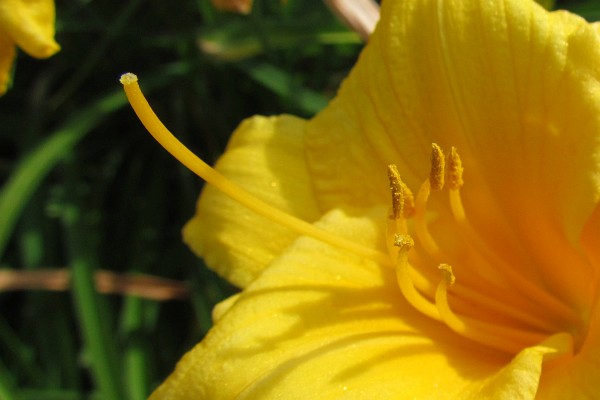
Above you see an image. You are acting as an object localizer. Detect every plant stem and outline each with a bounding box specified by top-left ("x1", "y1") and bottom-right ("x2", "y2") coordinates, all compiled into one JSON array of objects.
[{"x1": 62, "y1": 160, "x2": 123, "y2": 400}]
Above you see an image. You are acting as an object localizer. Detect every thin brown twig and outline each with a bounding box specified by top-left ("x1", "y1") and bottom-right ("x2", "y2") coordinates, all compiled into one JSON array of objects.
[{"x1": 0, "y1": 268, "x2": 189, "y2": 301}]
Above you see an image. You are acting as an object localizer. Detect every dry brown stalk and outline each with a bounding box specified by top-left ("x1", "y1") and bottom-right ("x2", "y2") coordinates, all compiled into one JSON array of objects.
[{"x1": 0, "y1": 268, "x2": 189, "y2": 301}]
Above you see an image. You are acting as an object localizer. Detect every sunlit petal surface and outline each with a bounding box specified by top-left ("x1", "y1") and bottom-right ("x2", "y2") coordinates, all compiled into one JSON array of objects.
[
  {"x1": 155, "y1": 208, "x2": 505, "y2": 399},
  {"x1": 183, "y1": 116, "x2": 321, "y2": 288}
]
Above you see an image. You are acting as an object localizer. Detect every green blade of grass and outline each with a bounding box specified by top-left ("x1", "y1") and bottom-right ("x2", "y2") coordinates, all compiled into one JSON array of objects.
[
  {"x1": 0, "y1": 89, "x2": 126, "y2": 261},
  {"x1": 118, "y1": 160, "x2": 167, "y2": 400},
  {"x1": 122, "y1": 297, "x2": 152, "y2": 400},
  {"x1": 20, "y1": 389, "x2": 80, "y2": 400},
  {"x1": 62, "y1": 167, "x2": 124, "y2": 399},
  {"x1": 0, "y1": 315, "x2": 45, "y2": 386},
  {"x1": 239, "y1": 60, "x2": 329, "y2": 115},
  {"x1": 0, "y1": 356, "x2": 21, "y2": 400}
]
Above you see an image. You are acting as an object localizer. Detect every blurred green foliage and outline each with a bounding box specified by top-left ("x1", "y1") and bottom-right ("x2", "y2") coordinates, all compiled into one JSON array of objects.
[{"x1": 0, "y1": 0, "x2": 598, "y2": 399}]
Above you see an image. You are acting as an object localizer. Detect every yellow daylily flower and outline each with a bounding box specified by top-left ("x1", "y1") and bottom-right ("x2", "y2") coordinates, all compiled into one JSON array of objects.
[
  {"x1": 0, "y1": 0, "x2": 60, "y2": 94},
  {"x1": 121, "y1": 0, "x2": 600, "y2": 397}
]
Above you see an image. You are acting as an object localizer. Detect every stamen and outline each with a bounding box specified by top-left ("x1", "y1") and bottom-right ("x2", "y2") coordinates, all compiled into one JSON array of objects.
[
  {"x1": 390, "y1": 145, "x2": 579, "y2": 353},
  {"x1": 446, "y1": 147, "x2": 463, "y2": 190},
  {"x1": 401, "y1": 181, "x2": 416, "y2": 217},
  {"x1": 435, "y1": 264, "x2": 549, "y2": 353},
  {"x1": 411, "y1": 144, "x2": 450, "y2": 259},
  {"x1": 430, "y1": 143, "x2": 445, "y2": 191},
  {"x1": 414, "y1": 179, "x2": 441, "y2": 258},
  {"x1": 450, "y1": 284, "x2": 561, "y2": 332},
  {"x1": 120, "y1": 73, "x2": 391, "y2": 267},
  {"x1": 387, "y1": 164, "x2": 415, "y2": 220},
  {"x1": 394, "y1": 234, "x2": 440, "y2": 320},
  {"x1": 394, "y1": 234, "x2": 414, "y2": 251},
  {"x1": 387, "y1": 165, "x2": 403, "y2": 220},
  {"x1": 438, "y1": 263, "x2": 455, "y2": 285}
]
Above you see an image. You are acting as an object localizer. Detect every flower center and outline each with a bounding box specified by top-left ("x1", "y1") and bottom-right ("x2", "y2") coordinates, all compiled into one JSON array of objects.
[{"x1": 387, "y1": 144, "x2": 582, "y2": 354}]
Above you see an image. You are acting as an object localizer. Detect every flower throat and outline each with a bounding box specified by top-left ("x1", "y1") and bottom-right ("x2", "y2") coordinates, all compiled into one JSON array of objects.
[{"x1": 386, "y1": 144, "x2": 579, "y2": 355}]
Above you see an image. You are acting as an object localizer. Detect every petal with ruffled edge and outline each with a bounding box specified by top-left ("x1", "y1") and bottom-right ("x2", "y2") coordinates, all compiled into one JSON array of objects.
[
  {"x1": 0, "y1": 0, "x2": 59, "y2": 58},
  {"x1": 154, "y1": 208, "x2": 522, "y2": 399},
  {"x1": 183, "y1": 115, "x2": 321, "y2": 288}
]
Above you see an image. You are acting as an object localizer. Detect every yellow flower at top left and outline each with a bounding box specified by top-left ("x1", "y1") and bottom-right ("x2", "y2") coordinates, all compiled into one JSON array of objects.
[{"x1": 0, "y1": 0, "x2": 60, "y2": 95}]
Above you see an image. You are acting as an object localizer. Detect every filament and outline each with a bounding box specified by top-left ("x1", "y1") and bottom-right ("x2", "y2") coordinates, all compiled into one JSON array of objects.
[
  {"x1": 394, "y1": 234, "x2": 440, "y2": 320},
  {"x1": 435, "y1": 264, "x2": 548, "y2": 353},
  {"x1": 448, "y1": 188, "x2": 580, "y2": 323}
]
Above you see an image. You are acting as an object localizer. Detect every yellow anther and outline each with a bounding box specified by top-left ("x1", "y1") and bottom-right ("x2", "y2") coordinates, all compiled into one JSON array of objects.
[
  {"x1": 387, "y1": 165, "x2": 403, "y2": 220},
  {"x1": 394, "y1": 234, "x2": 414, "y2": 251},
  {"x1": 438, "y1": 263, "x2": 456, "y2": 286},
  {"x1": 387, "y1": 164, "x2": 415, "y2": 219},
  {"x1": 430, "y1": 143, "x2": 445, "y2": 191},
  {"x1": 447, "y1": 146, "x2": 464, "y2": 190}
]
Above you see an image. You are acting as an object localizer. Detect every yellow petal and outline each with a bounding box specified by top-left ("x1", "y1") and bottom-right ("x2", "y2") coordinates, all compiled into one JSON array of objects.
[
  {"x1": 0, "y1": 33, "x2": 15, "y2": 94},
  {"x1": 183, "y1": 115, "x2": 321, "y2": 288},
  {"x1": 0, "y1": 0, "x2": 60, "y2": 58},
  {"x1": 306, "y1": 0, "x2": 600, "y2": 246},
  {"x1": 154, "y1": 208, "x2": 511, "y2": 399},
  {"x1": 458, "y1": 333, "x2": 573, "y2": 400}
]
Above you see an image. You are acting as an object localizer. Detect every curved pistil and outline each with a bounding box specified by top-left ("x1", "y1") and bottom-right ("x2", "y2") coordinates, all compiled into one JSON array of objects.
[{"x1": 120, "y1": 73, "x2": 391, "y2": 267}]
